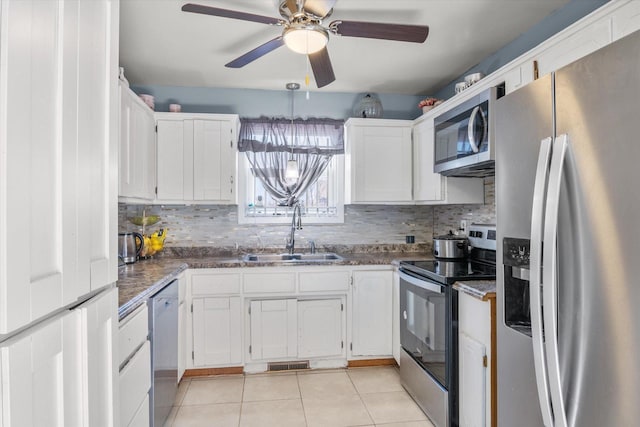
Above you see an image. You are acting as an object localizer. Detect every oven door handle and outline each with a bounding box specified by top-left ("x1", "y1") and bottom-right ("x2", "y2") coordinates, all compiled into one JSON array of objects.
[{"x1": 399, "y1": 270, "x2": 444, "y2": 294}]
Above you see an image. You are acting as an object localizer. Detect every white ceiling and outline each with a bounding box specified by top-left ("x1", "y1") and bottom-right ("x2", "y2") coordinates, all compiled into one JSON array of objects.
[{"x1": 119, "y1": 0, "x2": 570, "y2": 95}]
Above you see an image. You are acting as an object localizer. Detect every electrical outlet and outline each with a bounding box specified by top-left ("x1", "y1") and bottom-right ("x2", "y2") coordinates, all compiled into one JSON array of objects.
[{"x1": 460, "y1": 220, "x2": 468, "y2": 234}]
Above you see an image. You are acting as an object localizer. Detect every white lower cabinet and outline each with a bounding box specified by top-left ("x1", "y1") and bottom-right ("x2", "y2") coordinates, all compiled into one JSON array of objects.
[
  {"x1": 249, "y1": 299, "x2": 298, "y2": 360},
  {"x1": 119, "y1": 341, "x2": 151, "y2": 427},
  {"x1": 118, "y1": 302, "x2": 150, "y2": 427},
  {"x1": 188, "y1": 266, "x2": 391, "y2": 370},
  {"x1": 192, "y1": 296, "x2": 242, "y2": 366},
  {"x1": 178, "y1": 274, "x2": 187, "y2": 380},
  {"x1": 297, "y1": 299, "x2": 344, "y2": 358},
  {"x1": 392, "y1": 269, "x2": 401, "y2": 365},
  {"x1": 460, "y1": 333, "x2": 487, "y2": 427},
  {"x1": 457, "y1": 289, "x2": 496, "y2": 427},
  {"x1": 351, "y1": 269, "x2": 393, "y2": 357}
]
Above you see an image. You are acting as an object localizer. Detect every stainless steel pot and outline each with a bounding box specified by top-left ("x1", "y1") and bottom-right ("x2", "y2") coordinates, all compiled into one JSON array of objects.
[{"x1": 433, "y1": 234, "x2": 469, "y2": 259}]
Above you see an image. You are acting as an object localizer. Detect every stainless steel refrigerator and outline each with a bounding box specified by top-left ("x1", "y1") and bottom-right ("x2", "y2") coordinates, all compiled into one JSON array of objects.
[{"x1": 496, "y1": 29, "x2": 640, "y2": 426}]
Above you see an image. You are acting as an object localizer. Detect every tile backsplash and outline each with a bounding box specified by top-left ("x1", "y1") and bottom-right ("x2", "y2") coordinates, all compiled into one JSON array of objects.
[{"x1": 119, "y1": 178, "x2": 495, "y2": 250}]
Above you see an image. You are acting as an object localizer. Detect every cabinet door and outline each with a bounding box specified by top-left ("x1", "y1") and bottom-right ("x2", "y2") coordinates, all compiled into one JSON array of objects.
[
  {"x1": 78, "y1": 0, "x2": 119, "y2": 294},
  {"x1": 250, "y1": 299, "x2": 297, "y2": 360},
  {"x1": 350, "y1": 124, "x2": 413, "y2": 202},
  {"x1": 460, "y1": 333, "x2": 487, "y2": 427},
  {"x1": 0, "y1": 311, "x2": 83, "y2": 427},
  {"x1": 351, "y1": 270, "x2": 393, "y2": 356},
  {"x1": 192, "y1": 297, "x2": 242, "y2": 367},
  {"x1": 413, "y1": 119, "x2": 444, "y2": 202},
  {"x1": 156, "y1": 119, "x2": 194, "y2": 200},
  {"x1": 298, "y1": 299, "x2": 343, "y2": 358},
  {"x1": 0, "y1": 289, "x2": 116, "y2": 427},
  {"x1": 78, "y1": 287, "x2": 119, "y2": 426},
  {"x1": 193, "y1": 119, "x2": 234, "y2": 201},
  {"x1": 0, "y1": 0, "x2": 118, "y2": 334},
  {"x1": 392, "y1": 270, "x2": 400, "y2": 365},
  {"x1": 119, "y1": 85, "x2": 155, "y2": 200}
]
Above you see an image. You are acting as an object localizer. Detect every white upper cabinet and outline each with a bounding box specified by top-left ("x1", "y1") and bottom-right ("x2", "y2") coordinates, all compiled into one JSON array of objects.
[
  {"x1": 412, "y1": 117, "x2": 484, "y2": 204},
  {"x1": 119, "y1": 83, "x2": 156, "y2": 201},
  {"x1": 345, "y1": 119, "x2": 413, "y2": 204},
  {"x1": 155, "y1": 113, "x2": 239, "y2": 204},
  {"x1": 412, "y1": 119, "x2": 442, "y2": 201},
  {"x1": 0, "y1": 0, "x2": 119, "y2": 335},
  {"x1": 534, "y1": 16, "x2": 612, "y2": 78}
]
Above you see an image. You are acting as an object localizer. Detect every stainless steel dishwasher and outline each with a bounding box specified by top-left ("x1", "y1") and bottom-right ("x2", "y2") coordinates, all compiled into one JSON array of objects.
[{"x1": 148, "y1": 280, "x2": 178, "y2": 427}]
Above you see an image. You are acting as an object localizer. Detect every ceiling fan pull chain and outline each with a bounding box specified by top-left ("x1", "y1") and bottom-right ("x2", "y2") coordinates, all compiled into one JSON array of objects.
[{"x1": 305, "y1": 57, "x2": 311, "y2": 99}]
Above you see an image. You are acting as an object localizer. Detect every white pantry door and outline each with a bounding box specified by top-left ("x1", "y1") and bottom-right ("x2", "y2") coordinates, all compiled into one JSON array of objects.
[{"x1": 0, "y1": 0, "x2": 119, "y2": 335}]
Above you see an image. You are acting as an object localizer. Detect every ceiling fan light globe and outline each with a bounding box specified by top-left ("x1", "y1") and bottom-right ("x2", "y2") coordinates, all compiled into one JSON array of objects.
[{"x1": 283, "y1": 26, "x2": 328, "y2": 54}]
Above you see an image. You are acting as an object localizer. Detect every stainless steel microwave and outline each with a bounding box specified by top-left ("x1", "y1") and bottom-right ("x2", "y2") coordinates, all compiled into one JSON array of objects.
[{"x1": 434, "y1": 87, "x2": 497, "y2": 177}]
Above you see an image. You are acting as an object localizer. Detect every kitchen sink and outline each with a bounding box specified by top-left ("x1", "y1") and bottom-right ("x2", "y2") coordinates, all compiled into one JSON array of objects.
[{"x1": 242, "y1": 253, "x2": 344, "y2": 263}]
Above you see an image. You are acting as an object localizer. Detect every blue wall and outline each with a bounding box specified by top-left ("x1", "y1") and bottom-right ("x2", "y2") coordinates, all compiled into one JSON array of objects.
[
  {"x1": 434, "y1": 0, "x2": 608, "y2": 99},
  {"x1": 130, "y1": 0, "x2": 608, "y2": 120},
  {"x1": 129, "y1": 85, "x2": 424, "y2": 120}
]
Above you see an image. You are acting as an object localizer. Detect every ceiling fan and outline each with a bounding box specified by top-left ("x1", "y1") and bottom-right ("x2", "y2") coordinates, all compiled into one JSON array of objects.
[{"x1": 181, "y1": 0, "x2": 429, "y2": 88}]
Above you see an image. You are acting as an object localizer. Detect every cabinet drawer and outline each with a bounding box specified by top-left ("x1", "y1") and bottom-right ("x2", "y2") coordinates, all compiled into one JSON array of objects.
[
  {"x1": 244, "y1": 272, "x2": 296, "y2": 293},
  {"x1": 118, "y1": 303, "x2": 148, "y2": 367},
  {"x1": 119, "y1": 340, "x2": 151, "y2": 427},
  {"x1": 299, "y1": 271, "x2": 350, "y2": 292},
  {"x1": 192, "y1": 273, "x2": 241, "y2": 295}
]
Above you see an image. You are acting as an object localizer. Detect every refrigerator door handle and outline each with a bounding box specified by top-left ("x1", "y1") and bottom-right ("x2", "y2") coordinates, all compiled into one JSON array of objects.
[
  {"x1": 530, "y1": 136, "x2": 555, "y2": 427},
  {"x1": 542, "y1": 133, "x2": 570, "y2": 427}
]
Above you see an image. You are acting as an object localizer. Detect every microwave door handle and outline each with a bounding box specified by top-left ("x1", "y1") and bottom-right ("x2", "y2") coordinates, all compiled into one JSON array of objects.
[
  {"x1": 542, "y1": 133, "x2": 569, "y2": 427},
  {"x1": 530, "y1": 136, "x2": 554, "y2": 427},
  {"x1": 467, "y1": 106, "x2": 481, "y2": 153}
]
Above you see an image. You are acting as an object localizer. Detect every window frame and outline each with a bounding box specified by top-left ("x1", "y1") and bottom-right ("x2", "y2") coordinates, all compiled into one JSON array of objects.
[{"x1": 237, "y1": 153, "x2": 345, "y2": 225}]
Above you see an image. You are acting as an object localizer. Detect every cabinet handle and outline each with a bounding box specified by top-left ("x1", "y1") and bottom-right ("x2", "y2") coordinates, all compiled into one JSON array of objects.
[{"x1": 230, "y1": 176, "x2": 234, "y2": 184}]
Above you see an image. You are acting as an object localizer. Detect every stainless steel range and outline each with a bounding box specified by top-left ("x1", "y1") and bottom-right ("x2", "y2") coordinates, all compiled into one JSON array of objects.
[{"x1": 398, "y1": 224, "x2": 496, "y2": 427}]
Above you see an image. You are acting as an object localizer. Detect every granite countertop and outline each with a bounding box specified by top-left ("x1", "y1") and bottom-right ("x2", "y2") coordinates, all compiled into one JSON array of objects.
[
  {"x1": 117, "y1": 245, "x2": 431, "y2": 320},
  {"x1": 453, "y1": 280, "x2": 497, "y2": 301}
]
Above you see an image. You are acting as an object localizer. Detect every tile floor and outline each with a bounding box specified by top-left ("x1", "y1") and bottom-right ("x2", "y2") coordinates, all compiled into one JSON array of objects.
[{"x1": 165, "y1": 366, "x2": 435, "y2": 427}]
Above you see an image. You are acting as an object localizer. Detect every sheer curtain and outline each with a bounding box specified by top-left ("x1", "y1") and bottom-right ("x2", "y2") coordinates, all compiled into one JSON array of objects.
[{"x1": 238, "y1": 117, "x2": 344, "y2": 207}]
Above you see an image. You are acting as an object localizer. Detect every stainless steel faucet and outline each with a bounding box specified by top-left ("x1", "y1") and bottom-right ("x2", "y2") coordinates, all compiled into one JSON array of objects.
[{"x1": 285, "y1": 203, "x2": 302, "y2": 254}]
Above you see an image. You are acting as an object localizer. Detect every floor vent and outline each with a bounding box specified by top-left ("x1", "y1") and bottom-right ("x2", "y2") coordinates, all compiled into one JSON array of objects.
[{"x1": 267, "y1": 361, "x2": 310, "y2": 372}]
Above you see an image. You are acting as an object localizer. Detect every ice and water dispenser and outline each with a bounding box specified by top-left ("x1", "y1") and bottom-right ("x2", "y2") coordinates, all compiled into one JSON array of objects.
[{"x1": 503, "y1": 238, "x2": 533, "y2": 336}]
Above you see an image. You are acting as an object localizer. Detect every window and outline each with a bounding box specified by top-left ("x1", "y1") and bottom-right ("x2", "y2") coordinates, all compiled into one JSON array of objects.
[
  {"x1": 238, "y1": 154, "x2": 344, "y2": 224},
  {"x1": 237, "y1": 117, "x2": 345, "y2": 225}
]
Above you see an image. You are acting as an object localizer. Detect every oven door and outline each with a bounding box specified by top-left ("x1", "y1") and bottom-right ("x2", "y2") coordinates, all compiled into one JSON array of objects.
[{"x1": 399, "y1": 269, "x2": 452, "y2": 388}]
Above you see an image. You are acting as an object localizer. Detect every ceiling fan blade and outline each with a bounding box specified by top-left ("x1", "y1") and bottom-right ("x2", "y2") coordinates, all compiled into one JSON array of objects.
[
  {"x1": 225, "y1": 37, "x2": 285, "y2": 68},
  {"x1": 308, "y1": 47, "x2": 335, "y2": 88},
  {"x1": 303, "y1": 0, "x2": 337, "y2": 18},
  {"x1": 331, "y1": 20, "x2": 429, "y2": 43},
  {"x1": 181, "y1": 3, "x2": 283, "y2": 26},
  {"x1": 286, "y1": 0, "x2": 299, "y2": 14}
]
